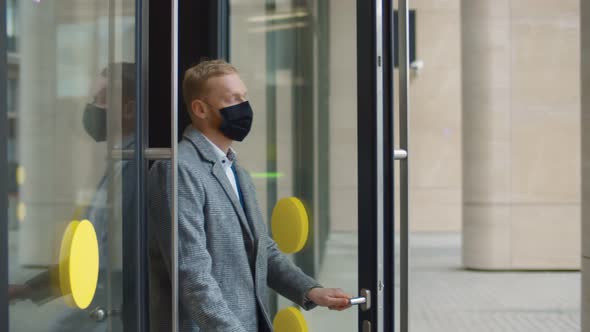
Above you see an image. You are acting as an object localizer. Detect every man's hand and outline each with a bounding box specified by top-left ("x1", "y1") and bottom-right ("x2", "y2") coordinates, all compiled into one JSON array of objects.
[{"x1": 307, "y1": 288, "x2": 352, "y2": 311}]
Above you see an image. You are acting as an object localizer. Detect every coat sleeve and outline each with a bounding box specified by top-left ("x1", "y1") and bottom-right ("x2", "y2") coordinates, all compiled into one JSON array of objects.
[
  {"x1": 23, "y1": 265, "x2": 60, "y2": 304},
  {"x1": 265, "y1": 234, "x2": 323, "y2": 310},
  {"x1": 149, "y1": 160, "x2": 246, "y2": 332}
]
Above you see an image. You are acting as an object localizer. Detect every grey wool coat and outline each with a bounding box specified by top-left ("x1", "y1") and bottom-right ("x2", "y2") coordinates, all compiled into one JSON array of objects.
[{"x1": 148, "y1": 126, "x2": 321, "y2": 332}]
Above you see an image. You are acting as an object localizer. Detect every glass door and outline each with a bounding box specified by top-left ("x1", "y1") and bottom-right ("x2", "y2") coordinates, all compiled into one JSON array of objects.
[
  {"x1": 228, "y1": 0, "x2": 365, "y2": 328},
  {"x1": 222, "y1": 0, "x2": 395, "y2": 331},
  {"x1": 2, "y1": 0, "x2": 147, "y2": 331},
  {"x1": 146, "y1": 0, "x2": 397, "y2": 331}
]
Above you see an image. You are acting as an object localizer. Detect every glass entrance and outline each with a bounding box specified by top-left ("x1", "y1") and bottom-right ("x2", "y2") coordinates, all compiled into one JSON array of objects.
[{"x1": 2, "y1": 0, "x2": 396, "y2": 331}]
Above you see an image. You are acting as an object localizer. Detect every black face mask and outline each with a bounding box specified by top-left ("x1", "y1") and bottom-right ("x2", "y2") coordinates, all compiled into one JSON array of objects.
[
  {"x1": 83, "y1": 103, "x2": 107, "y2": 142},
  {"x1": 218, "y1": 101, "x2": 254, "y2": 142}
]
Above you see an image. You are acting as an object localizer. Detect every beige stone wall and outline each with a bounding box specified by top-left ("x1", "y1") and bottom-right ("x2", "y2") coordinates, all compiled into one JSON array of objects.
[
  {"x1": 581, "y1": 0, "x2": 590, "y2": 329},
  {"x1": 329, "y1": 0, "x2": 358, "y2": 232},
  {"x1": 330, "y1": 0, "x2": 463, "y2": 232},
  {"x1": 400, "y1": 0, "x2": 463, "y2": 232},
  {"x1": 462, "y1": 0, "x2": 580, "y2": 269}
]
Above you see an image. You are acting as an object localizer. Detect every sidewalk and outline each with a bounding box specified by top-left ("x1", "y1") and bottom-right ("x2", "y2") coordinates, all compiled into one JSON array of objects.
[{"x1": 303, "y1": 232, "x2": 581, "y2": 332}]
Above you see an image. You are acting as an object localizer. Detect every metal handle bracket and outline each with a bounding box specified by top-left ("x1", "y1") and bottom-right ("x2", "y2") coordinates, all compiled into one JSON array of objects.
[
  {"x1": 394, "y1": 149, "x2": 408, "y2": 160},
  {"x1": 351, "y1": 288, "x2": 371, "y2": 311}
]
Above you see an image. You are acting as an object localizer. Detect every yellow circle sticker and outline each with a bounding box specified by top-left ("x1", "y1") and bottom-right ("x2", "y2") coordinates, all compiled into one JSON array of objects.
[
  {"x1": 59, "y1": 219, "x2": 99, "y2": 309},
  {"x1": 271, "y1": 197, "x2": 309, "y2": 254},
  {"x1": 16, "y1": 166, "x2": 26, "y2": 185},
  {"x1": 16, "y1": 202, "x2": 26, "y2": 223},
  {"x1": 273, "y1": 307, "x2": 309, "y2": 332}
]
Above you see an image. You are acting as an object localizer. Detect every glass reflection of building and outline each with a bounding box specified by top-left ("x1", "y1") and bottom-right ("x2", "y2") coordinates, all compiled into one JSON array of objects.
[{"x1": 7, "y1": 1, "x2": 136, "y2": 331}]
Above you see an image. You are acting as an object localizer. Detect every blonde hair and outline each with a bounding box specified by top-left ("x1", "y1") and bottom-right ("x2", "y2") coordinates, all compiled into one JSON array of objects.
[{"x1": 182, "y1": 59, "x2": 238, "y2": 111}]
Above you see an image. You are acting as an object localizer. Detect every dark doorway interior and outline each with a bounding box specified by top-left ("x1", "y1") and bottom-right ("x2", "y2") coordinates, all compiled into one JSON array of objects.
[{"x1": 148, "y1": 0, "x2": 228, "y2": 148}]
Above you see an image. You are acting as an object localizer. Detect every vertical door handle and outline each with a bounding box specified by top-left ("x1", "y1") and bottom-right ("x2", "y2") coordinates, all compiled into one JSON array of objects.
[
  {"x1": 398, "y1": 1, "x2": 411, "y2": 332},
  {"x1": 170, "y1": 0, "x2": 180, "y2": 331}
]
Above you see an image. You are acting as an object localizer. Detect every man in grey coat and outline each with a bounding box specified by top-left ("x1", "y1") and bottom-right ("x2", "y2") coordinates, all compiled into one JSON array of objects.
[{"x1": 148, "y1": 59, "x2": 351, "y2": 332}]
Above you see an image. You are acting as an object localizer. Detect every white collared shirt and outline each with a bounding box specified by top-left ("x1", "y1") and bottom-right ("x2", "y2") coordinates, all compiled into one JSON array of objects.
[{"x1": 202, "y1": 135, "x2": 240, "y2": 200}]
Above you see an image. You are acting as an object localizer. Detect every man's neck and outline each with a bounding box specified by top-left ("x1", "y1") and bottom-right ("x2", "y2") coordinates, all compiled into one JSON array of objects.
[{"x1": 194, "y1": 124, "x2": 232, "y2": 153}]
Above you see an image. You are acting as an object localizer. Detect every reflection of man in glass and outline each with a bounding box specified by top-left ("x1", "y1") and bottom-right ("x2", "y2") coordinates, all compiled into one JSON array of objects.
[
  {"x1": 149, "y1": 60, "x2": 351, "y2": 332},
  {"x1": 8, "y1": 62, "x2": 136, "y2": 332}
]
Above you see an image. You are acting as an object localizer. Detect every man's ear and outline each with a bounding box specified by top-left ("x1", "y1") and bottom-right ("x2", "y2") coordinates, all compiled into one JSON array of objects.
[{"x1": 191, "y1": 99, "x2": 208, "y2": 120}]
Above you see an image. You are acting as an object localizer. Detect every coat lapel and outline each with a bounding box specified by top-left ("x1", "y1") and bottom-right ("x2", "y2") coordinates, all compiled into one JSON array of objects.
[
  {"x1": 183, "y1": 126, "x2": 254, "y2": 243},
  {"x1": 234, "y1": 163, "x2": 273, "y2": 314},
  {"x1": 210, "y1": 163, "x2": 254, "y2": 242},
  {"x1": 233, "y1": 164, "x2": 262, "y2": 254}
]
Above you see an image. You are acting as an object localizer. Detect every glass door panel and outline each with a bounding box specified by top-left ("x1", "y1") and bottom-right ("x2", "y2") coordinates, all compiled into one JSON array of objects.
[
  {"x1": 6, "y1": 1, "x2": 138, "y2": 331},
  {"x1": 229, "y1": 0, "x2": 361, "y2": 330}
]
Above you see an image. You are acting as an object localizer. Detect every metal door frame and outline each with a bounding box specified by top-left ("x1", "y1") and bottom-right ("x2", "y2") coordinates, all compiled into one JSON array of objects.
[
  {"x1": 357, "y1": 0, "x2": 396, "y2": 331},
  {"x1": 1, "y1": 0, "x2": 9, "y2": 329},
  {"x1": 358, "y1": 1, "x2": 412, "y2": 331},
  {"x1": 120, "y1": 0, "x2": 150, "y2": 330},
  {"x1": 398, "y1": 1, "x2": 411, "y2": 331}
]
